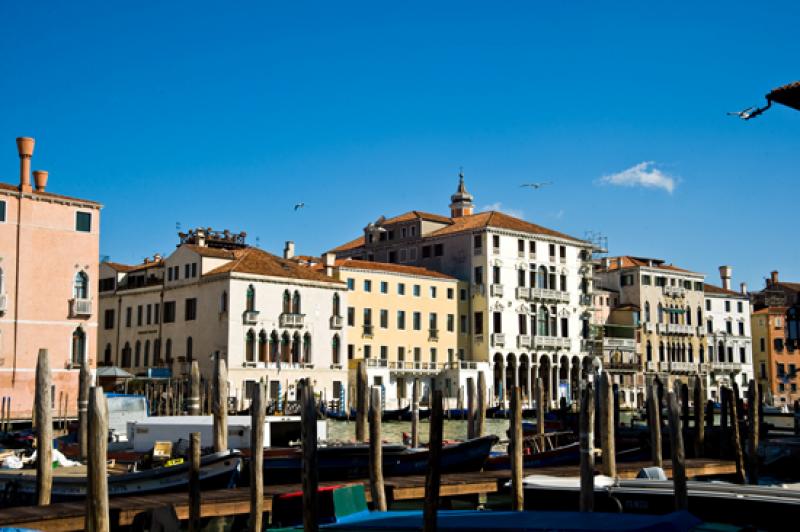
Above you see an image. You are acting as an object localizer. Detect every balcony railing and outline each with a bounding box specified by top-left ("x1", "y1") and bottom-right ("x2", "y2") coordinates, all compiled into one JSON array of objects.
[
  {"x1": 643, "y1": 322, "x2": 655, "y2": 333},
  {"x1": 243, "y1": 310, "x2": 260, "y2": 324},
  {"x1": 517, "y1": 335, "x2": 532, "y2": 349},
  {"x1": 666, "y1": 324, "x2": 693, "y2": 335},
  {"x1": 532, "y1": 336, "x2": 570, "y2": 350},
  {"x1": 491, "y1": 333, "x2": 505, "y2": 347},
  {"x1": 529, "y1": 288, "x2": 569, "y2": 303},
  {"x1": 70, "y1": 298, "x2": 92, "y2": 318},
  {"x1": 492, "y1": 247, "x2": 501, "y2": 255},
  {"x1": 663, "y1": 286, "x2": 686, "y2": 298},
  {"x1": 659, "y1": 362, "x2": 671, "y2": 372},
  {"x1": 329, "y1": 315, "x2": 343, "y2": 329},
  {"x1": 0, "y1": 293, "x2": 6, "y2": 313},
  {"x1": 362, "y1": 324, "x2": 374, "y2": 337},
  {"x1": 490, "y1": 284, "x2": 504, "y2": 297},
  {"x1": 603, "y1": 337, "x2": 636, "y2": 349},
  {"x1": 579, "y1": 294, "x2": 593, "y2": 307},
  {"x1": 516, "y1": 286, "x2": 530, "y2": 299},
  {"x1": 697, "y1": 327, "x2": 706, "y2": 337},
  {"x1": 606, "y1": 361, "x2": 640, "y2": 371},
  {"x1": 279, "y1": 313, "x2": 305, "y2": 328},
  {"x1": 389, "y1": 361, "x2": 441, "y2": 373},
  {"x1": 366, "y1": 358, "x2": 389, "y2": 368},
  {"x1": 472, "y1": 284, "x2": 486, "y2": 297},
  {"x1": 670, "y1": 361, "x2": 695, "y2": 373},
  {"x1": 442, "y1": 361, "x2": 478, "y2": 370},
  {"x1": 646, "y1": 361, "x2": 659, "y2": 372},
  {"x1": 428, "y1": 328, "x2": 439, "y2": 341},
  {"x1": 711, "y1": 361, "x2": 741, "y2": 372}
]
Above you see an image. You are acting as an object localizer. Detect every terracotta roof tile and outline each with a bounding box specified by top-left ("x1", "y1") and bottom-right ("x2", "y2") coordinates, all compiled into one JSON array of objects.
[
  {"x1": 330, "y1": 235, "x2": 366, "y2": 252},
  {"x1": 704, "y1": 283, "x2": 745, "y2": 297},
  {"x1": 103, "y1": 260, "x2": 163, "y2": 273},
  {"x1": 326, "y1": 259, "x2": 456, "y2": 280},
  {"x1": 183, "y1": 244, "x2": 239, "y2": 259},
  {"x1": 383, "y1": 210, "x2": 452, "y2": 225},
  {"x1": 602, "y1": 256, "x2": 698, "y2": 275},
  {"x1": 428, "y1": 211, "x2": 585, "y2": 243},
  {"x1": 205, "y1": 247, "x2": 343, "y2": 284},
  {"x1": 0, "y1": 182, "x2": 101, "y2": 206}
]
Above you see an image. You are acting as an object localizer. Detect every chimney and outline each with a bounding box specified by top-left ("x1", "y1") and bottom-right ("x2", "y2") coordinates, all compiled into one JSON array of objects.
[
  {"x1": 283, "y1": 241, "x2": 295, "y2": 259},
  {"x1": 195, "y1": 228, "x2": 206, "y2": 247},
  {"x1": 770, "y1": 270, "x2": 779, "y2": 286},
  {"x1": 719, "y1": 265, "x2": 732, "y2": 290},
  {"x1": 33, "y1": 170, "x2": 48, "y2": 192},
  {"x1": 16, "y1": 137, "x2": 35, "y2": 192},
  {"x1": 740, "y1": 282, "x2": 748, "y2": 295},
  {"x1": 323, "y1": 252, "x2": 336, "y2": 277}
]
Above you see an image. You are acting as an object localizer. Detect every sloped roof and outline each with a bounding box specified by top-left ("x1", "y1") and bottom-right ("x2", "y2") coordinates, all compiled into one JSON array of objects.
[
  {"x1": 602, "y1": 256, "x2": 697, "y2": 274},
  {"x1": 183, "y1": 244, "x2": 239, "y2": 259},
  {"x1": 103, "y1": 260, "x2": 163, "y2": 273},
  {"x1": 205, "y1": 247, "x2": 342, "y2": 284},
  {"x1": 704, "y1": 283, "x2": 746, "y2": 297},
  {"x1": 0, "y1": 182, "x2": 101, "y2": 206},
  {"x1": 383, "y1": 210, "x2": 452, "y2": 225},
  {"x1": 327, "y1": 259, "x2": 456, "y2": 280}
]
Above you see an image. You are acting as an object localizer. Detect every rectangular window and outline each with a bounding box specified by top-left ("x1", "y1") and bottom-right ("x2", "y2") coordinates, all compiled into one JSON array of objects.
[
  {"x1": 347, "y1": 278, "x2": 355, "y2": 290},
  {"x1": 760, "y1": 337, "x2": 766, "y2": 352},
  {"x1": 104, "y1": 309, "x2": 115, "y2": 330},
  {"x1": 184, "y1": 264, "x2": 191, "y2": 279},
  {"x1": 706, "y1": 299, "x2": 711, "y2": 311},
  {"x1": 447, "y1": 287, "x2": 454, "y2": 299},
  {"x1": 380, "y1": 281, "x2": 388, "y2": 294},
  {"x1": 621, "y1": 274, "x2": 634, "y2": 287},
  {"x1": 173, "y1": 266, "x2": 179, "y2": 280},
  {"x1": 363, "y1": 280, "x2": 372, "y2": 292},
  {"x1": 380, "y1": 346, "x2": 388, "y2": 360},
  {"x1": 739, "y1": 322, "x2": 745, "y2": 335},
  {"x1": 474, "y1": 312, "x2": 484, "y2": 335},
  {"x1": 414, "y1": 347, "x2": 421, "y2": 362},
  {"x1": 725, "y1": 300, "x2": 731, "y2": 312},
  {"x1": 474, "y1": 266, "x2": 483, "y2": 285},
  {"x1": 561, "y1": 317, "x2": 569, "y2": 338},
  {"x1": 447, "y1": 314, "x2": 455, "y2": 332},
  {"x1": 474, "y1": 234, "x2": 482, "y2": 249},
  {"x1": 397, "y1": 310, "x2": 406, "y2": 330},
  {"x1": 136, "y1": 305, "x2": 143, "y2": 326},
  {"x1": 398, "y1": 346, "x2": 405, "y2": 362},
  {"x1": 559, "y1": 245, "x2": 566, "y2": 259},
  {"x1": 364, "y1": 345, "x2": 371, "y2": 359},
  {"x1": 518, "y1": 314, "x2": 527, "y2": 335},
  {"x1": 413, "y1": 312, "x2": 421, "y2": 330},
  {"x1": 518, "y1": 239, "x2": 525, "y2": 253},
  {"x1": 413, "y1": 284, "x2": 421, "y2": 297},
  {"x1": 760, "y1": 362, "x2": 766, "y2": 379},
  {"x1": 75, "y1": 211, "x2": 92, "y2": 232},
  {"x1": 185, "y1": 298, "x2": 197, "y2": 321},
  {"x1": 0, "y1": 200, "x2": 5, "y2": 222},
  {"x1": 434, "y1": 244, "x2": 444, "y2": 256},
  {"x1": 154, "y1": 303, "x2": 160, "y2": 324},
  {"x1": 125, "y1": 307, "x2": 132, "y2": 327},
  {"x1": 493, "y1": 312, "x2": 502, "y2": 333},
  {"x1": 778, "y1": 363, "x2": 786, "y2": 376},
  {"x1": 655, "y1": 276, "x2": 666, "y2": 287},
  {"x1": 529, "y1": 241, "x2": 536, "y2": 254},
  {"x1": 460, "y1": 314, "x2": 468, "y2": 334},
  {"x1": 726, "y1": 321, "x2": 732, "y2": 334},
  {"x1": 380, "y1": 309, "x2": 388, "y2": 328},
  {"x1": 429, "y1": 312, "x2": 438, "y2": 331},
  {"x1": 168, "y1": 268, "x2": 173, "y2": 282},
  {"x1": 642, "y1": 275, "x2": 651, "y2": 285},
  {"x1": 163, "y1": 301, "x2": 176, "y2": 323},
  {"x1": 191, "y1": 263, "x2": 197, "y2": 278},
  {"x1": 363, "y1": 308, "x2": 372, "y2": 325},
  {"x1": 560, "y1": 275, "x2": 567, "y2": 291},
  {"x1": 430, "y1": 348, "x2": 437, "y2": 364},
  {"x1": 493, "y1": 235, "x2": 500, "y2": 249},
  {"x1": 347, "y1": 344, "x2": 354, "y2": 360},
  {"x1": 492, "y1": 266, "x2": 501, "y2": 284},
  {"x1": 460, "y1": 288, "x2": 467, "y2": 301},
  {"x1": 430, "y1": 286, "x2": 437, "y2": 298},
  {"x1": 422, "y1": 245, "x2": 431, "y2": 258},
  {"x1": 398, "y1": 283, "x2": 406, "y2": 295},
  {"x1": 737, "y1": 301, "x2": 743, "y2": 313},
  {"x1": 549, "y1": 244, "x2": 555, "y2": 257},
  {"x1": 146, "y1": 304, "x2": 152, "y2": 325}
]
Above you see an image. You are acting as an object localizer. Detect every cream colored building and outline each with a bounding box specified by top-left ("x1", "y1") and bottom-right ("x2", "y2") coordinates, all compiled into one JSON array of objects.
[
  {"x1": 596, "y1": 256, "x2": 706, "y2": 396},
  {"x1": 321, "y1": 257, "x2": 482, "y2": 408},
  {"x1": 98, "y1": 229, "x2": 348, "y2": 407}
]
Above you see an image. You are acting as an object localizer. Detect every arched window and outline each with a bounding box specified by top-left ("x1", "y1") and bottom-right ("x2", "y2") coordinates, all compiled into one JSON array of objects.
[
  {"x1": 258, "y1": 330, "x2": 267, "y2": 362},
  {"x1": 538, "y1": 306, "x2": 549, "y2": 336},
  {"x1": 246, "y1": 285, "x2": 255, "y2": 312},
  {"x1": 646, "y1": 341, "x2": 653, "y2": 361},
  {"x1": 186, "y1": 336, "x2": 193, "y2": 362},
  {"x1": 122, "y1": 342, "x2": 131, "y2": 367},
  {"x1": 696, "y1": 306, "x2": 702, "y2": 326},
  {"x1": 144, "y1": 340, "x2": 150, "y2": 367},
  {"x1": 73, "y1": 271, "x2": 89, "y2": 299},
  {"x1": 165, "y1": 338, "x2": 172, "y2": 362},
  {"x1": 537, "y1": 266, "x2": 548, "y2": 289},
  {"x1": 245, "y1": 329, "x2": 256, "y2": 362},
  {"x1": 718, "y1": 341, "x2": 724, "y2": 363},
  {"x1": 688, "y1": 343, "x2": 694, "y2": 363},
  {"x1": 154, "y1": 339, "x2": 161, "y2": 364},
  {"x1": 303, "y1": 332, "x2": 311, "y2": 363},
  {"x1": 332, "y1": 293, "x2": 341, "y2": 317},
  {"x1": 291, "y1": 332, "x2": 301, "y2": 364},
  {"x1": 549, "y1": 306, "x2": 557, "y2": 337},
  {"x1": 332, "y1": 334, "x2": 341, "y2": 364},
  {"x1": 292, "y1": 291, "x2": 301, "y2": 314},
  {"x1": 686, "y1": 306, "x2": 692, "y2": 326},
  {"x1": 220, "y1": 291, "x2": 228, "y2": 313},
  {"x1": 699, "y1": 344, "x2": 705, "y2": 363},
  {"x1": 281, "y1": 332, "x2": 291, "y2": 363},
  {"x1": 282, "y1": 290, "x2": 291, "y2": 314},
  {"x1": 658, "y1": 342, "x2": 665, "y2": 362},
  {"x1": 707, "y1": 344, "x2": 713, "y2": 362},
  {"x1": 644, "y1": 301, "x2": 651, "y2": 323},
  {"x1": 71, "y1": 327, "x2": 86, "y2": 366},
  {"x1": 270, "y1": 330, "x2": 280, "y2": 363},
  {"x1": 135, "y1": 340, "x2": 141, "y2": 367},
  {"x1": 103, "y1": 343, "x2": 112, "y2": 365}
]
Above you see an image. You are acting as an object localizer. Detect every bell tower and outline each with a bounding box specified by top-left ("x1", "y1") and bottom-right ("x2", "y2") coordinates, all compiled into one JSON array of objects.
[{"x1": 449, "y1": 170, "x2": 474, "y2": 218}]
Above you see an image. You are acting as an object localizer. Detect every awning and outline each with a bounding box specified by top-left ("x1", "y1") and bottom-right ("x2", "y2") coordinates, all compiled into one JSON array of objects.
[
  {"x1": 96, "y1": 366, "x2": 135, "y2": 379},
  {"x1": 664, "y1": 308, "x2": 686, "y2": 314}
]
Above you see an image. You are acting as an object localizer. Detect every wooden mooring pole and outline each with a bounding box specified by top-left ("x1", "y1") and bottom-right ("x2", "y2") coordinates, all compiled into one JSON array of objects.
[
  {"x1": 510, "y1": 386, "x2": 524, "y2": 511},
  {"x1": 647, "y1": 383, "x2": 662, "y2": 468},
  {"x1": 466, "y1": 377, "x2": 476, "y2": 440},
  {"x1": 600, "y1": 372, "x2": 616, "y2": 478},
  {"x1": 476, "y1": 372, "x2": 487, "y2": 438},
  {"x1": 369, "y1": 386, "x2": 387, "y2": 511},
  {"x1": 356, "y1": 361, "x2": 367, "y2": 443},
  {"x1": 35, "y1": 348, "x2": 52, "y2": 506},
  {"x1": 188, "y1": 360, "x2": 201, "y2": 416},
  {"x1": 579, "y1": 381, "x2": 595, "y2": 512},
  {"x1": 411, "y1": 378, "x2": 420, "y2": 447},
  {"x1": 667, "y1": 391, "x2": 688, "y2": 511},
  {"x1": 86, "y1": 387, "x2": 109, "y2": 532},
  {"x1": 213, "y1": 357, "x2": 228, "y2": 452},
  {"x1": 301, "y1": 379, "x2": 319, "y2": 532},
  {"x1": 536, "y1": 377, "x2": 545, "y2": 437},
  {"x1": 423, "y1": 389, "x2": 444, "y2": 532},
  {"x1": 250, "y1": 382, "x2": 265, "y2": 531},
  {"x1": 693, "y1": 377, "x2": 704, "y2": 458},
  {"x1": 78, "y1": 357, "x2": 91, "y2": 461},
  {"x1": 725, "y1": 386, "x2": 746, "y2": 483},
  {"x1": 189, "y1": 432, "x2": 201, "y2": 532},
  {"x1": 748, "y1": 379, "x2": 760, "y2": 485}
]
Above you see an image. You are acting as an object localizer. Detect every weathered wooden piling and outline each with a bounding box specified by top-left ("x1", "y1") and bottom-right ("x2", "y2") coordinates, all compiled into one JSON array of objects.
[
  {"x1": 693, "y1": 377, "x2": 704, "y2": 458},
  {"x1": 510, "y1": 386, "x2": 524, "y2": 511},
  {"x1": 647, "y1": 383, "x2": 662, "y2": 468},
  {"x1": 213, "y1": 358, "x2": 229, "y2": 452},
  {"x1": 86, "y1": 387, "x2": 109, "y2": 532},
  {"x1": 188, "y1": 361, "x2": 201, "y2": 416},
  {"x1": 579, "y1": 381, "x2": 595, "y2": 512},
  {"x1": 466, "y1": 377, "x2": 476, "y2": 440},
  {"x1": 424, "y1": 389, "x2": 443, "y2": 532},
  {"x1": 189, "y1": 432, "x2": 201, "y2": 532},
  {"x1": 411, "y1": 378, "x2": 420, "y2": 447},
  {"x1": 78, "y1": 358, "x2": 91, "y2": 461},
  {"x1": 536, "y1": 377, "x2": 545, "y2": 437},
  {"x1": 795, "y1": 400, "x2": 800, "y2": 436},
  {"x1": 600, "y1": 372, "x2": 616, "y2": 477},
  {"x1": 0, "y1": 397, "x2": 5, "y2": 433},
  {"x1": 250, "y1": 382, "x2": 265, "y2": 531},
  {"x1": 301, "y1": 379, "x2": 319, "y2": 532},
  {"x1": 680, "y1": 382, "x2": 690, "y2": 446},
  {"x1": 35, "y1": 348, "x2": 52, "y2": 506},
  {"x1": 476, "y1": 372, "x2": 487, "y2": 438},
  {"x1": 612, "y1": 382, "x2": 620, "y2": 431},
  {"x1": 356, "y1": 361, "x2": 367, "y2": 443},
  {"x1": 667, "y1": 391, "x2": 688, "y2": 510},
  {"x1": 725, "y1": 386, "x2": 746, "y2": 483},
  {"x1": 369, "y1": 386, "x2": 387, "y2": 511},
  {"x1": 747, "y1": 379, "x2": 759, "y2": 485}
]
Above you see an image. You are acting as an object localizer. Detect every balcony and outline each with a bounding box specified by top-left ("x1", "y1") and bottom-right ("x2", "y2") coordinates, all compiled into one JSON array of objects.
[
  {"x1": 517, "y1": 335, "x2": 532, "y2": 349},
  {"x1": 70, "y1": 298, "x2": 92, "y2": 318},
  {"x1": 663, "y1": 286, "x2": 686, "y2": 298},
  {"x1": 711, "y1": 361, "x2": 741, "y2": 373},
  {"x1": 473, "y1": 247, "x2": 483, "y2": 256},
  {"x1": 516, "y1": 286, "x2": 530, "y2": 299},
  {"x1": 0, "y1": 293, "x2": 6, "y2": 313},
  {"x1": 666, "y1": 324, "x2": 693, "y2": 335},
  {"x1": 646, "y1": 361, "x2": 659, "y2": 372},
  {"x1": 362, "y1": 324, "x2": 374, "y2": 338},
  {"x1": 428, "y1": 328, "x2": 439, "y2": 341},
  {"x1": 389, "y1": 361, "x2": 442, "y2": 375},
  {"x1": 532, "y1": 336, "x2": 571, "y2": 350},
  {"x1": 579, "y1": 294, "x2": 593, "y2": 307},
  {"x1": 490, "y1": 284, "x2": 504, "y2": 297},
  {"x1": 492, "y1": 247, "x2": 501, "y2": 255},
  {"x1": 603, "y1": 337, "x2": 636, "y2": 350},
  {"x1": 659, "y1": 362, "x2": 671, "y2": 372},
  {"x1": 491, "y1": 333, "x2": 506, "y2": 347},
  {"x1": 697, "y1": 327, "x2": 706, "y2": 337},
  {"x1": 329, "y1": 315, "x2": 343, "y2": 329},
  {"x1": 442, "y1": 361, "x2": 479, "y2": 371},
  {"x1": 606, "y1": 360, "x2": 640, "y2": 371},
  {"x1": 643, "y1": 322, "x2": 655, "y2": 334},
  {"x1": 529, "y1": 288, "x2": 570, "y2": 303},
  {"x1": 471, "y1": 284, "x2": 486, "y2": 297},
  {"x1": 242, "y1": 310, "x2": 260, "y2": 324},
  {"x1": 366, "y1": 358, "x2": 389, "y2": 368},
  {"x1": 670, "y1": 361, "x2": 695, "y2": 373},
  {"x1": 279, "y1": 313, "x2": 305, "y2": 328}
]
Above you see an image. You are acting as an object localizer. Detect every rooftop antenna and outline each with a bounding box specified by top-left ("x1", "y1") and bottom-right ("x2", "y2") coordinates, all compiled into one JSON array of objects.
[
  {"x1": 584, "y1": 230, "x2": 608, "y2": 257},
  {"x1": 100, "y1": 254, "x2": 110, "y2": 263}
]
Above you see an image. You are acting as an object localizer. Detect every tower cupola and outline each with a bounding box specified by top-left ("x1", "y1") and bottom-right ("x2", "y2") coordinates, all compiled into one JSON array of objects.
[{"x1": 449, "y1": 170, "x2": 474, "y2": 218}]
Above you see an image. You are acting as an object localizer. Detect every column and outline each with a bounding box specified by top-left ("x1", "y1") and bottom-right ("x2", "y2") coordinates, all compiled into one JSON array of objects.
[{"x1": 526, "y1": 365, "x2": 533, "y2": 408}]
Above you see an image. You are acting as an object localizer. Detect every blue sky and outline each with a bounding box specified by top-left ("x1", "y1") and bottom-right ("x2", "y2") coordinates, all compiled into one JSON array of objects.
[{"x1": 1, "y1": 1, "x2": 798, "y2": 289}]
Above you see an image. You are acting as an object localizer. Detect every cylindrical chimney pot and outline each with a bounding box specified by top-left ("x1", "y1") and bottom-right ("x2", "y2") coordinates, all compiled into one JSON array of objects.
[
  {"x1": 16, "y1": 137, "x2": 35, "y2": 192},
  {"x1": 770, "y1": 271, "x2": 779, "y2": 286},
  {"x1": 719, "y1": 265, "x2": 732, "y2": 290},
  {"x1": 283, "y1": 241, "x2": 295, "y2": 259},
  {"x1": 33, "y1": 170, "x2": 48, "y2": 192},
  {"x1": 740, "y1": 282, "x2": 748, "y2": 295}
]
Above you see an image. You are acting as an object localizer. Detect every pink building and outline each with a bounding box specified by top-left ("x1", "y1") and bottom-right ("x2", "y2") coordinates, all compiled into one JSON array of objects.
[{"x1": 0, "y1": 137, "x2": 101, "y2": 420}]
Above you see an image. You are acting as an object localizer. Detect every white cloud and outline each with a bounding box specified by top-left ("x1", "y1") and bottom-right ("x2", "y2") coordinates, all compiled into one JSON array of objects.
[
  {"x1": 481, "y1": 202, "x2": 525, "y2": 219},
  {"x1": 598, "y1": 162, "x2": 677, "y2": 194}
]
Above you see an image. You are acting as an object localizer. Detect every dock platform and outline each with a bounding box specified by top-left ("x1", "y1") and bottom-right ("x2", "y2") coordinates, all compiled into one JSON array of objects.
[{"x1": 0, "y1": 459, "x2": 736, "y2": 530}]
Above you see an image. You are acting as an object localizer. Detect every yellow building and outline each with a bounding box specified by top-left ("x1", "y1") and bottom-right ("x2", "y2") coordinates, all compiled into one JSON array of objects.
[{"x1": 324, "y1": 258, "x2": 477, "y2": 408}]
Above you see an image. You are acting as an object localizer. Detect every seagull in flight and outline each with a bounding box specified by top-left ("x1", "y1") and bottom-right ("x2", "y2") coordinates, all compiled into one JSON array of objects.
[
  {"x1": 520, "y1": 182, "x2": 553, "y2": 190},
  {"x1": 293, "y1": 202, "x2": 305, "y2": 211},
  {"x1": 727, "y1": 101, "x2": 772, "y2": 120}
]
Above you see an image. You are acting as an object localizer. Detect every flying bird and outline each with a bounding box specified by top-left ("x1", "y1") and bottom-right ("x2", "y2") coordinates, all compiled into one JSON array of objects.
[
  {"x1": 727, "y1": 101, "x2": 772, "y2": 120},
  {"x1": 293, "y1": 202, "x2": 305, "y2": 211},
  {"x1": 520, "y1": 182, "x2": 553, "y2": 189}
]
